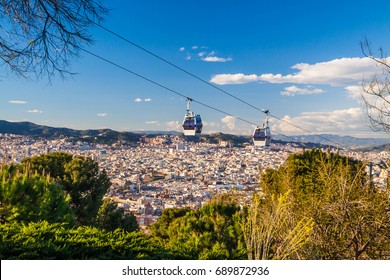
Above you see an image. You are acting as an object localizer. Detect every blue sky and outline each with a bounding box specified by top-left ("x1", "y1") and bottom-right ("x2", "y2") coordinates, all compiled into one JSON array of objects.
[{"x1": 1, "y1": 0, "x2": 390, "y2": 138}]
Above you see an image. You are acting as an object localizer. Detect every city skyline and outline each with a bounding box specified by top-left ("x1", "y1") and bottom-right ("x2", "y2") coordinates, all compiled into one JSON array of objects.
[{"x1": 1, "y1": 0, "x2": 390, "y2": 138}]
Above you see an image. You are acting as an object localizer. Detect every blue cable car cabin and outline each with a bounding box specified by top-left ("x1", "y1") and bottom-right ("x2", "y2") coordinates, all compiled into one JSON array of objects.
[
  {"x1": 182, "y1": 97, "x2": 202, "y2": 136},
  {"x1": 182, "y1": 113, "x2": 202, "y2": 136},
  {"x1": 253, "y1": 109, "x2": 271, "y2": 147}
]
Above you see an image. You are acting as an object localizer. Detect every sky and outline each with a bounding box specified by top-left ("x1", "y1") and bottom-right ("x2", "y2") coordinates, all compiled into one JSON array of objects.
[{"x1": 1, "y1": 0, "x2": 390, "y2": 138}]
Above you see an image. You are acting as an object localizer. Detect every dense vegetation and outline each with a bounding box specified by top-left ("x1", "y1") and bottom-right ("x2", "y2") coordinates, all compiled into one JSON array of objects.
[
  {"x1": 0, "y1": 164, "x2": 74, "y2": 226},
  {"x1": 0, "y1": 222, "x2": 167, "y2": 260},
  {"x1": 0, "y1": 149, "x2": 389, "y2": 259},
  {"x1": 258, "y1": 149, "x2": 390, "y2": 259},
  {"x1": 150, "y1": 195, "x2": 246, "y2": 259},
  {"x1": 21, "y1": 153, "x2": 111, "y2": 226}
]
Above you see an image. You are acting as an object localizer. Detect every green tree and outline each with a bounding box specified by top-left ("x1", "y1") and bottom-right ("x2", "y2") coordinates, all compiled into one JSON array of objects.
[
  {"x1": 151, "y1": 194, "x2": 246, "y2": 259},
  {"x1": 150, "y1": 207, "x2": 190, "y2": 241},
  {"x1": 96, "y1": 198, "x2": 138, "y2": 232},
  {"x1": 0, "y1": 164, "x2": 74, "y2": 225},
  {"x1": 21, "y1": 152, "x2": 73, "y2": 180},
  {"x1": 262, "y1": 149, "x2": 364, "y2": 213},
  {"x1": 61, "y1": 156, "x2": 110, "y2": 225},
  {"x1": 22, "y1": 152, "x2": 111, "y2": 226},
  {"x1": 0, "y1": 221, "x2": 173, "y2": 260},
  {"x1": 260, "y1": 149, "x2": 390, "y2": 259}
]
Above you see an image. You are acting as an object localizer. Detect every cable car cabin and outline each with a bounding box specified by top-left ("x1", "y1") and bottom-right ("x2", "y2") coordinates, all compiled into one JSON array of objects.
[
  {"x1": 182, "y1": 114, "x2": 202, "y2": 136},
  {"x1": 253, "y1": 126, "x2": 271, "y2": 147}
]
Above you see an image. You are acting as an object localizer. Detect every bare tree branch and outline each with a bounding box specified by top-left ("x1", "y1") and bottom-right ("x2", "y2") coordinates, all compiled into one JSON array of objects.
[
  {"x1": 360, "y1": 38, "x2": 390, "y2": 133},
  {"x1": 0, "y1": 0, "x2": 108, "y2": 80}
]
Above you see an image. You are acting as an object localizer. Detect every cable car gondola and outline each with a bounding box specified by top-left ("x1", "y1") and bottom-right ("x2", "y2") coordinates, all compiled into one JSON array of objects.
[
  {"x1": 253, "y1": 110, "x2": 271, "y2": 147},
  {"x1": 182, "y1": 98, "x2": 202, "y2": 136}
]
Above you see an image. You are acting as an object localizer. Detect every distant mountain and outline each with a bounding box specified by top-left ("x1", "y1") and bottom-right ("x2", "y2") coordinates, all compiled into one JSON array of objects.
[
  {"x1": 0, "y1": 120, "x2": 140, "y2": 144},
  {"x1": 356, "y1": 143, "x2": 390, "y2": 152},
  {"x1": 196, "y1": 132, "x2": 323, "y2": 149},
  {"x1": 1, "y1": 120, "x2": 389, "y2": 149},
  {"x1": 273, "y1": 134, "x2": 390, "y2": 149},
  {"x1": 200, "y1": 132, "x2": 251, "y2": 146},
  {"x1": 132, "y1": 130, "x2": 182, "y2": 136}
]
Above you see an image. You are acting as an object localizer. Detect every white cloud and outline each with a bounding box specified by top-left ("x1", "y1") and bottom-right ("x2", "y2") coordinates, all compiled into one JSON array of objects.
[
  {"x1": 97, "y1": 113, "x2": 108, "y2": 117},
  {"x1": 145, "y1": 121, "x2": 159, "y2": 125},
  {"x1": 221, "y1": 116, "x2": 236, "y2": 130},
  {"x1": 27, "y1": 109, "x2": 43, "y2": 114},
  {"x1": 166, "y1": 120, "x2": 181, "y2": 130},
  {"x1": 210, "y1": 73, "x2": 259, "y2": 85},
  {"x1": 345, "y1": 85, "x2": 365, "y2": 100},
  {"x1": 9, "y1": 100, "x2": 27, "y2": 104},
  {"x1": 203, "y1": 121, "x2": 219, "y2": 128},
  {"x1": 180, "y1": 46, "x2": 233, "y2": 63},
  {"x1": 345, "y1": 84, "x2": 390, "y2": 105},
  {"x1": 281, "y1": 85, "x2": 325, "y2": 96},
  {"x1": 135, "y1": 98, "x2": 152, "y2": 103},
  {"x1": 210, "y1": 57, "x2": 387, "y2": 86},
  {"x1": 272, "y1": 108, "x2": 364, "y2": 135},
  {"x1": 202, "y1": 56, "x2": 233, "y2": 63},
  {"x1": 346, "y1": 84, "x2": 390, "y2": 126}
]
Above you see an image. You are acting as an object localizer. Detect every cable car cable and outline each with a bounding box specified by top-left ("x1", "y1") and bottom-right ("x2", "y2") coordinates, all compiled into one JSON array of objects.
[
  {"x1": 78, "y1": 45, "x2": 308, "y2": 148},
  {"x1": 79, "y1": 47, "x2": 254, "y2": 125},
  {"x1": 94, "y1": 23, "x2": 350, "y2": 149},
  {"x1": 94, "y1": 23, "x2": 262, "y2": 113}
]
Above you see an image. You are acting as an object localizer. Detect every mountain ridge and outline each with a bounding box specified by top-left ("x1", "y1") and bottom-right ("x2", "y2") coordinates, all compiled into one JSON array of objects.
[
  {"x1": 0, "y1": 120, "x2": 388, "y2": 149},
  {"x1": 273, "y1": 134, "x2": 389, "y2": 149},
  {"x1": 0, "y1": 120, "x2": 140, "y2": 144}
]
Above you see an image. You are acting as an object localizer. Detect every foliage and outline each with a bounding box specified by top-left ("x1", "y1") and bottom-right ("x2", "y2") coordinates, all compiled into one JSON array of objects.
[
  {"x1": 0, "y1": 221, "x2": 171, "y2": 260},
  {"x1": 150, "y1": 194, "x2": 246, "y2": 259},
  {"x1": 150, "y1": 207, "x2": 191, "y2": 241},
  {"x1": 21, "y1": 152, "x2": 73, "y2": 180},
  {"x1": 96, "y1": 198, "x2": 138, "y2": 232},
  {"x1": 22, "y1": 152, "x2": 111, "y2": 226},
  {"x1": 260, "y1": 149, "x2": 390, "y2": 259},
  {"x1": 262, "y1": 149, "x2": 364, "y2": 198},
  {"x1": 308, "y1": 163, "x2": 390, "y2": 259},
  {"x1": 0, "y1": 164, "x2": 74, "y2": 226},
  {"x1": 242, "y1": 191, "x2": 314, "y2": 260},
  {"x1": 0, "y1": 0, "x2": 108, "y2": 79},
  {"x1": 61, "y1": 156, "x2": 110, "y2": 225}
]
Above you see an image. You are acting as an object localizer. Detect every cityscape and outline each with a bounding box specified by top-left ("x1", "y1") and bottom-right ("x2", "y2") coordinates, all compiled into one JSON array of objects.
[{"x1": 1, "y1": 131, "x2": 388, "y2": 229}]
